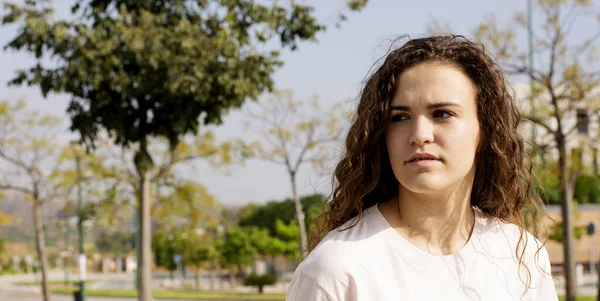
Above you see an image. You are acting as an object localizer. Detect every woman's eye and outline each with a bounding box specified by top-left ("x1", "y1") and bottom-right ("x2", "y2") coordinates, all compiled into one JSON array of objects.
[
  {"x1": 433, "y1": 110, "x2": 454, "y2": 119},
  {"x1": 391, "y1": 114, "x2": 408, "y2": 122}
]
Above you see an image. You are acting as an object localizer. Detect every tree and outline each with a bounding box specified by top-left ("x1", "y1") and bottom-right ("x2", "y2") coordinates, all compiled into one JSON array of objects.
[
  {"x1": 0, "y1": 210, "x2": 13, "y2": 226},
  {"x1": 573, "y1": 174, "x2": 600, "y2": 204},
  {"x1": 184, "y1": 233, "x2": 218, "y2": 290},
  {"x1": 0, "y1": 238, "x2": 6, "y2": 264},
  {"x1": 219, "y1": 227, "x2": 257, "y2": 286},
  {"x1": 95, "y1": 229, "x2": 134, "y2": 256},
  {"x1": 74, "y1": 132, "x2": 227, "y2": 290},
  {"x1": 238, "y1": 193, "x2": 326, "y2": 236},
  {"x1": 475, "y1": 1, "x2": 600, "y2": 299},
  {"x1": 243, "y1": 273, "x2": 276, "y2": 294},
  {"x1": 152, "y1": 230, "x2": 180, "y2": 278},
  {"x1": 243, "y1": 90, "x2": 347, "y2": 253},
  {"x1": 0, "y1": 101, "x2": 69, "y2": 301},
  {"x1": 153, "y1": 179, "x2": 218, "y2": 230},
  {"x1": 1, "y1": 1, "x2": 371, "y2": 299}
]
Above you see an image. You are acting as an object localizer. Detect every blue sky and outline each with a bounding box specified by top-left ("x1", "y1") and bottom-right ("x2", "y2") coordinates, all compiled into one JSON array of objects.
[{"x1": 0, "y1": 0, "x2": 598, "y2": 206}]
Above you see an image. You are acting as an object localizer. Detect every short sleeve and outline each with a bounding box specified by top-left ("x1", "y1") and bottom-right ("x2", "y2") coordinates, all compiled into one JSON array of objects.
[
  {"x1": 532, "y1": 246, "x2": 558, "y2": 301},
  {"x1": 286, "y1": 271, "x2": 336, "y2": 301}
]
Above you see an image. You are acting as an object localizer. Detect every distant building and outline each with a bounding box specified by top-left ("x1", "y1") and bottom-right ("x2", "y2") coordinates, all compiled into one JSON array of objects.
[
  {"x1": 512, "y1": 82, "x2": 599, "y2": 174},
  {"x1": 542, "y1": 204, "x2": 600, "y2": 270}
]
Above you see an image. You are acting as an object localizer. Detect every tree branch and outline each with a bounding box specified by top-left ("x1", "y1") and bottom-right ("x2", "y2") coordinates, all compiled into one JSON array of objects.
[
  {"x1": 119, "y1": 149, "x2": 137, "y2": 181},
  {"x1": 503, "y1": 63, "x2": 544, "y2": 82},
  {"x1": 293, "y1": 126, "x2": 316, "y2": 172},
  {"x1": 0, "y1": 149, "x2": 31, "y2": 172},
  {"x1": 0, "y1": 184, "x2": 33, "y2": 195},
  {"x1": 251, "y1": 155, "x2": 287, "y2": 166},
  {"x1": 565, "y1": 124, "x2": 580, "y2": 137},
  {"x1": 152, "y1": 149, "x2": 218, "y2": 181},
  {"x1": 39, "y1": 191, "x2": 67, "y2": 203},
  {"x1": 575, "y1": 30, "x2": 600, "y2": 54},
  {"x1": 524, "y1": 115, "x2": 556, "y2": 136}
]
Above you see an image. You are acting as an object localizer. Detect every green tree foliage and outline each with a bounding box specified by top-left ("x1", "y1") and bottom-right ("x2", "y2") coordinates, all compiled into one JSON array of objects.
[
  {"x1": 536, "y1": 160, "x2": 600, "y2": 205},
  {"x1": 2, "y1": 1, "x2": 371, "y2": 298},
  {"x1": 0, "y1": 239, "x2": 5, "y2": 258},
  {"x1": 574, "y1": 174, "x2": 600, "y2": 204},
  {"x1": 95, "y1": 229, "x2": 134, "y2": 256},
  {"x1": 273, "y1": 219, "x2": 300, "y2": 260},
  {"x1": 548, "y1": 221, "x2": 585, "y2": 243},
  {"x1": 183, "y1": 232, "x2": 218, "y2": 290},
  {"x1": 152, "y1": 230, "x2": 180, "y2": 275},
  {"x1": 153, "y1": 179, "x2": 218, "y2": 229},
  {"x1": 219, "y1": 227, "x2": 257, "y2": 270},
  {"x1": 3, "y1": 1, "x2": 331, "y2": 148},
  {"x1": 238, "y1": 194, "x2": 326, "y2": 236}
]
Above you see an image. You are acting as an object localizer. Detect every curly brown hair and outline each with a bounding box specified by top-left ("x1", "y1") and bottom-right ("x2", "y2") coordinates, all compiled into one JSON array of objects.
[{"x1": 309, "y1": 35, "x2": 548, "y2": 293}]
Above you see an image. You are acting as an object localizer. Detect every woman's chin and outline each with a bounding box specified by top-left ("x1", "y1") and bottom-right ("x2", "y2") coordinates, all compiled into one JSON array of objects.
[{"x1": 400, "y1": 178, "x2": 451, "y2": 195}]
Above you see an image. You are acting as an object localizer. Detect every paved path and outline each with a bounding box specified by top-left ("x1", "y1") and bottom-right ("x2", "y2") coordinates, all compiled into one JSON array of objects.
[
  {"x1": 0, "y1": 270, "x2": 289, "y2": 301},
  {"x1": 3, "y1": 270, "x2": 598, "y2": 300}
]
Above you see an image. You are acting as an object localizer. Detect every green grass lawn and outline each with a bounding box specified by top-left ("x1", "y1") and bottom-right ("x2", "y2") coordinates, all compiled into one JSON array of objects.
[
  {"x1": 51, "y1": 288, "x2": 286, "y2": 300},
  {"x1": 49, "y1": 287, "x2": 597, "y2": 301},
  {"x1": 558, "y1": 296, "x2": 596, "y2": 301}
]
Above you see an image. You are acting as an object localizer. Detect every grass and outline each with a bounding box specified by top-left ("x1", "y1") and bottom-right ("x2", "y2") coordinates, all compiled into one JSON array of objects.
[
  {"x1": 48, "y1": 287, "x2": 597, "y2": 301},
  {"x1": 51, "y1": 288, "x2": 287, "y2": 300},
  {"x1": 558, "y1": 297, "x2": 596, "y2": 301}
]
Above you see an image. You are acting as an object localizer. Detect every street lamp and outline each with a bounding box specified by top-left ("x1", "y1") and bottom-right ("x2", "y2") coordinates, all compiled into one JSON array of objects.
[{"x1": 70, "y1": 141, "x2": 86, "y2": 301}]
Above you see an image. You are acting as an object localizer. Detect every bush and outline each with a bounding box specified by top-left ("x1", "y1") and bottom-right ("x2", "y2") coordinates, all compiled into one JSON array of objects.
[
  {"x1": 574, "y1": 174, "x2": 600, "y2": 204},
  {"x1": 243, "y1": 273, "x2": 276, "y2": 294}
]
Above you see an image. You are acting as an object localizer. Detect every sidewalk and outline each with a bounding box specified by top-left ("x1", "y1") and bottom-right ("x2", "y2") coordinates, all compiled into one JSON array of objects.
[{"x1": 0, "y1": 270, "x2": 289, "y2": 301}]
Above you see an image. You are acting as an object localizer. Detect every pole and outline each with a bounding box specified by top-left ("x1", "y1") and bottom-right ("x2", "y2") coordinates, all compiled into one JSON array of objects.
[
  {"x1": 135, "y1": 211, "x2": 140, "y2": 291},
  {"x1": 591, "y1": 236, "x2": 595, "y2": 276},
  {"x1": 64, "y1": 222, "x2": 69, "y2": 287},
  {"x1": 76, "y1": 150, "x2": 86, "y2": 301}
]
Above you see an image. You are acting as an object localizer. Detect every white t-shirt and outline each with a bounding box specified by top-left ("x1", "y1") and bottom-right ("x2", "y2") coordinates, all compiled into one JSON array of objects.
[{"x1": 286, "y1": 204, "x2": 558, "y2": 301}]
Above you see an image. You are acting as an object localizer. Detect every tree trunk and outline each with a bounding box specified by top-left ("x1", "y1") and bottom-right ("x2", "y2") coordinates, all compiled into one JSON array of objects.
[
  {"x1": 229, "y1": 268, "x2": 235, "y2": 288},
  {"x1": 219, "y1": 262, "x2": 225, "y2": 290},
  {"x1": 290, "y1": 173, "x2": 308, "y2": 254},
  {"x1": 33, "y1": 198, "x2": 51, "y2": 301},
  {"x1": 138, "y1": 173, "x2": 153, "y2": 301},
  {"x1": 208, "y1": 261, "x2": 215, "y2": 291},
  {"x1": 134, "y1": 139, "x2": 155, "y2": 301},
  {"x1": 558, "y1": 142, "x2": 577, "y2": 301},
  {"x1": 258, "y1": 284, "x2": 264, "y2": 294},
  {"x1": 195, "y1": 269, "x2": 201, "y2": 290},
  {"x1": 592, "y1": 147, "x2": 599, "y2": 176},
  {"x1": 282, "y1": 256, "x2": 287, "y2": 279}
]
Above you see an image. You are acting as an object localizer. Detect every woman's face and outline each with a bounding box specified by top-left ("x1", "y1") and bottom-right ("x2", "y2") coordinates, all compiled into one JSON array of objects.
[{"x1": 385, "y1": 61, "x2": 481, "y2": 195}]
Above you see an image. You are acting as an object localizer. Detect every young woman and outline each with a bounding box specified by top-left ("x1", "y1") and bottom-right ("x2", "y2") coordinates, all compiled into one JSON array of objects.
[{"x1": 286, "y1": 35, "x2": 558, "y2": 300}]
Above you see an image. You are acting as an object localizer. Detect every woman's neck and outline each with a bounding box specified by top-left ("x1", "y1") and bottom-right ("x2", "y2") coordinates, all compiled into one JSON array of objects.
[{"x1": 380, "y1": 180, "x2": 476, "y2": 256}]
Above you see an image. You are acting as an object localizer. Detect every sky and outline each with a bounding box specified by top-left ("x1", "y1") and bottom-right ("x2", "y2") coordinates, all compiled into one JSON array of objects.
[{"x1": 0, "y1": 0, "x2": 598, "y2": 207}]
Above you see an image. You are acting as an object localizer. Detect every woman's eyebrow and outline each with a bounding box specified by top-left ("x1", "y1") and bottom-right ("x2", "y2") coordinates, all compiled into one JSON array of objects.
[{"x1": 390, "y1": 102, "x2": 461, "y2": 111}]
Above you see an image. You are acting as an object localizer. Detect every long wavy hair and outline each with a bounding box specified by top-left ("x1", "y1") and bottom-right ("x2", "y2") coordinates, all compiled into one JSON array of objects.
[{"x1": 309, "y1": 35, "x2": 548, "y2": 293}]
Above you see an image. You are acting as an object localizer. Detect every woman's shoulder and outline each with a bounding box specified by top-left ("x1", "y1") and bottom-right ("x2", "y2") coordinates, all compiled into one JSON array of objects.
[
  {"x1": 297, "y1": 205, "x2": 386, "y2": 277},
  {"x1": 474, "y1": 208, "x2": 548, "y2": 258}
]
